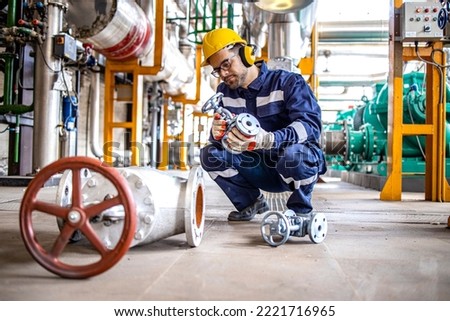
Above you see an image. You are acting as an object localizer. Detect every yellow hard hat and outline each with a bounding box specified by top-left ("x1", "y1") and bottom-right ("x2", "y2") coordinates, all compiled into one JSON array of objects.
[{"x1": 201, "y1": 28, "x2": 247, "y2": 67}]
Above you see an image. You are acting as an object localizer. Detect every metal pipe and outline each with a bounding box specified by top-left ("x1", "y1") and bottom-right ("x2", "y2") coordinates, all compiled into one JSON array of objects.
[
  {"x1": 318, "y1": 20, "x2": 389, "y2": 43},
  {"x1": 88, "y1": 70, "x2": 103, "y2": 158},
  {"x1": 0, "y1": 104, "x2": 33, "y2": 114},
  {"x1": 3, "y1": 0, "x2": 16, "y2": 106},
  {"x1": 56, "y1": 165, "x2": 206, "y2": 248},
  {"x1": 4, "y1": 0, "x2": 18, "y2": 164},
  {"x1": 149, "y1": 83, "x2": 159, "y2": 168},
  {"x1": 32, "y1": 1, "x2": 65, "y2": 172},
  {"x1": 65, "y1": 0, "x2": 152, "y2": 61},
  {"x1": 267, "y1": 12, "x2": 302, "y2": 60}
]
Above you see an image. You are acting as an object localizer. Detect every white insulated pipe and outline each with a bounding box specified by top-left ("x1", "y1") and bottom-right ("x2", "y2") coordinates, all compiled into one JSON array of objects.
[
  {"x1": 65, "y1": 0, "x2": 152, "y2": 61},
  {"x1": 32, "y1": 1, "x2": 65, "y2": 172},
  {"x1": 88, "y1": 70, "x2": 104, "y2": 158},
  {"x1": 56, "y1": 165, "x2": 206, "y2": 248}
]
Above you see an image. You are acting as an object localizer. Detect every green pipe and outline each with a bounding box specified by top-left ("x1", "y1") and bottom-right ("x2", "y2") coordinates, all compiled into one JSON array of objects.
[
  {"x1": 0, "y1": 104, "x2": 33, "y2": 114},
  {"x1": 227, "y1": 3, "x2": 233, "y2": 29}
]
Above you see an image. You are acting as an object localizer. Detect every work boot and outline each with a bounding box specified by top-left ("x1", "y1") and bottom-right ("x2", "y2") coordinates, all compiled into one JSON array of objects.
[{"x1": 228, "y1": 194, "x2": 269, "y2": 221}]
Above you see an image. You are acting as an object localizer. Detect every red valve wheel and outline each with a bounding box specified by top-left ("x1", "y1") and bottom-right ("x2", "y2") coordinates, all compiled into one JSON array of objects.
[{"x1": 20, "y1": 156, "x2": 136, "y2": 279}]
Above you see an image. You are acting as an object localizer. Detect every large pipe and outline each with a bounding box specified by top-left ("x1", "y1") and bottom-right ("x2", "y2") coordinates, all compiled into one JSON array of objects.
[
  {"x1": 239, "y1": 2, "x2": 268, "y2": 57},
  {"x1": 266, "y1": 0, "x2": 318, "y2": 61},
  {"x1": 267, "y1": 12, "x2": 302, "y2": 60},
  {"x1": 65, "y1": 0, "x2": 152, "y2": 61},
  {"x1": 32, "y1": 1, "x2": 65, "y2": 172},
  {"x1": 255, "y1": 0, "x2": 314, "y2": 14},
  {"x1": 56, "y1": 165, "x2": 206, "y2": 248}
]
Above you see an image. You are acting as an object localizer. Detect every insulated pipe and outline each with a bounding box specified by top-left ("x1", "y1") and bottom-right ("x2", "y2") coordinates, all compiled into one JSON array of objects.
[
  {"x1": 65, "y1": 0, "x2": 152, "y2": 61},
  {"x1": 318, "y1": 20, "x2": 389, "y2": 43},
  {"x1": 142, "y1": 36, "x2": 195, "y2": 96},
  {"x1": 267, "y1": 12, "x2": 302, "y2": 60},
  {"x1": 32, "y1": 1, "x2": 65, "y2": 172},
  {"x1": 255, "y1": 0, "x2": 314, "y2": 14},
  {"x1": 56, "y1": 165, "x2": 206, "y2": 248},
  {"x1": 88, "y1": 70, "x2": 103, "y2": 158},
  {"x1": 21, "y1": 156, "x2": 205, "y2": 278}
]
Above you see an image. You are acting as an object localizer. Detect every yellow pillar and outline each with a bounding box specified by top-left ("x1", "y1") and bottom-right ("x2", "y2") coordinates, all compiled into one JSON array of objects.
[{"x1": 380, "y1": 0, "x2": 404, "y2": 200}]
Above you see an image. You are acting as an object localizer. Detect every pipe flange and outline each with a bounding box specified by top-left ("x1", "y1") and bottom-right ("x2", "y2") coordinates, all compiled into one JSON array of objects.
[
  {"x1": 234, "y1": 113, "x2": 260, "y2": 136},
  {"x1": 308, "y1": 212, "x2": 328, "y2": 244},
  {"x1": 184, "y1": 166, "x2": 205, "y2": 247}
]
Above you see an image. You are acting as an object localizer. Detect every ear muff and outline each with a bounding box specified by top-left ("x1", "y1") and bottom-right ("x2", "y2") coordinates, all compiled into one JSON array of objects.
[{"x1": 238, "y1": 45, "x2": 256, "y2": 67}]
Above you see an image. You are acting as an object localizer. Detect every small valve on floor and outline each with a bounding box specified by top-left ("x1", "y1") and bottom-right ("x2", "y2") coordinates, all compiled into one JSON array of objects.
[
  {"x1": 201, "y1": 92, "x2": 261, "y2": 154},
  {"x1": 260, "y1": 210, "x2": 328, "y2": 246}
]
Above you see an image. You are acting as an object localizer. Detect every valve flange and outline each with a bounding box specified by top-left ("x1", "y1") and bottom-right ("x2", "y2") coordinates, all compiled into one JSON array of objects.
[{"x1": 202, "y1": 92, "x2": 260, "y2": 154}]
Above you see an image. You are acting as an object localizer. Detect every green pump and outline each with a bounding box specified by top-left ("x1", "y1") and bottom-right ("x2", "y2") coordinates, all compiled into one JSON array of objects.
[{"x1": 322, "y1": 71, "x2": 450, "y2": 176}]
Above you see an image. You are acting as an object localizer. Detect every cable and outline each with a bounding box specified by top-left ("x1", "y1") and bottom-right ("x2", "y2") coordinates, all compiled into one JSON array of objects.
[
  {"x1": 36, "y1": 41, "x2": 61, "y2": 73},
  {"x1": 0, "y1": 125, "x2": 10, "y2": 134},
  {"x1": 413, "y1": 42, "x2": 445, "y2": 105}
]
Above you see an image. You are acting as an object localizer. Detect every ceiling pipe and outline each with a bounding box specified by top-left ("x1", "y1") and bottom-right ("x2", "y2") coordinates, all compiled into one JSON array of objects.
[
  {"x1": 255, "y1": 0, "x2": 314, "y2": 14},
  {"x1": 64, "y1": 0, "x2": 153, "y2": 61},
  {"x1": 318, "y1": 20, "x2": 389, "y2": 43}
]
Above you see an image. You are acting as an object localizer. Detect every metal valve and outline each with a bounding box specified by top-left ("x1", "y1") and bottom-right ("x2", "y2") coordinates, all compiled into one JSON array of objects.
[
  {"x1": 260, "y1": 210, "x2": 328, "y2": 247},
  {"x1": 202, "y1": 92, "x2": 261, "y2": 154}
]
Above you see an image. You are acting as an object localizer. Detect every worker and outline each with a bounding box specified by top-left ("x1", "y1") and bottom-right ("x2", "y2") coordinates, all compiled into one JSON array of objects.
[{"x1": 199, "y1": 28, "x2": 327, "y2": 221}]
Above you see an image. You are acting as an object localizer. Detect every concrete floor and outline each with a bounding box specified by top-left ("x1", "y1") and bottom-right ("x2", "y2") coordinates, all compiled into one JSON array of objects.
[{"x1": 0, "y1": 171, "x2": 449, "y2": 301}]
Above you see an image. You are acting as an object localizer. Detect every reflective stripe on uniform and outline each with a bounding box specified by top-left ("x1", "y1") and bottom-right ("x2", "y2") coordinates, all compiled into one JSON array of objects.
[
  {"x1": 256, "y1": 90, "x2": 284, "y2": 106},
  {"x1": 222, "y1": 96, "x2": 246, "y2": 108},
  {"x1": 208, "y1": 167, "x2": 239, "y2": 180},
  {"x1": 280, "y1": 172, "x2": 318, "y2": 189},
  {"x1": 289, "y1": 121, "x2": 308, "y2": 143}
]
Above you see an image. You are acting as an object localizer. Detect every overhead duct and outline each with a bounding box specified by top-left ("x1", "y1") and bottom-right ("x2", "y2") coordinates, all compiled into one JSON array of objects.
[
  {"x1": 65, "y1": 0, "x2": 152, "y2": 61},
  {"x1": 265, "y1": 0, "x2": 317, "y2": 67},
  {"x1": 267, "y1": 12, "x2": 302, "y2": 61},
  {"x1": 239, "y1": 2, "x2": 268, "y2": 58},
  {"x1": 255, "y1": 0, "x2": 314, "y2": 14}
]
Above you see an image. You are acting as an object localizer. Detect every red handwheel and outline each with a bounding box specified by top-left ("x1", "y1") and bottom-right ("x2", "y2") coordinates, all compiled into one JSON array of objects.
[{"x1": 19, "y1": 157, "x2": 136, "y2": 279}]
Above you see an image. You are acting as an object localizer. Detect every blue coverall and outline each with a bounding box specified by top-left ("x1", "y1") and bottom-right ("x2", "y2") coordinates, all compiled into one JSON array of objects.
[{"x1": 200, "y1": 61, "x2": 327, "y2": 214}]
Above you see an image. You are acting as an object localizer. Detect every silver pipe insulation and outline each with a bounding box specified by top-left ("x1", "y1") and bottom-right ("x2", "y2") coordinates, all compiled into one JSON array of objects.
[
  {"x1": 32, "y1": 1, "x2": 65, "y2": 172},
  {"x1": 239, "y1": 2, "x2": 268, "y2": 58},
  {"x1": 56, "y1": 165, "x2": 206, "y2": 248},
  {"x1": 318, "y1": 20, "x2": 389, "y2": 43},
  {"x1": 65, "y1": 0, "x2": 152, "y2": 61},
  {"x1": 89, "y1": 70, "x2": 104, "y2": 158},
  {"x1": 267, "y1": 12, "x2": 302, "y2": 61},
  {"x1": 117, "y1": 166, "x2": 205, "y2": 247}
]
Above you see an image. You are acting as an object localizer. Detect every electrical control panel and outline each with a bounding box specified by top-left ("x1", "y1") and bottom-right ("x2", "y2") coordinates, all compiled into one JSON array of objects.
[
  {"x1": 53, "y1": 33, "x2": 77, "y2": 61},
  {"x1": 400, "y1": 1, "x2": 443, "y2": 42}
]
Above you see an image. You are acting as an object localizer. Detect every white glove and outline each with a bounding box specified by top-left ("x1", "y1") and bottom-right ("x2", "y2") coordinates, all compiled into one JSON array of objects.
[
  {"x1": 226, "y1": 126, "x2": 274, "y2": 152},
  {"x1": 212, "y1": 113, "x2": 227, "y2": 140}
]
